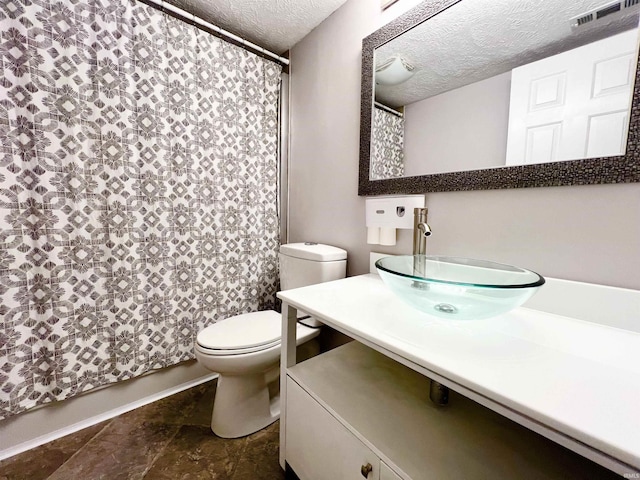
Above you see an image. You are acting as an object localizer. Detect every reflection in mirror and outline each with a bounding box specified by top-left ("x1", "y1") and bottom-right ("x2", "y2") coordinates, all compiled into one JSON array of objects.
[
  {"x1": 371, "y1": 0, "x2": 640, "y2": 180},
  {"x1": 371, "y1": 103, "x2": 405, "y2": 179}
]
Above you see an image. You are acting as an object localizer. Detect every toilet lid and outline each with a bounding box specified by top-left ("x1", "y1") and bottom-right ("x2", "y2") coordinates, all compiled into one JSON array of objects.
[{"x1": 196, "y1": 310, "x2": 282, "y2": 351}]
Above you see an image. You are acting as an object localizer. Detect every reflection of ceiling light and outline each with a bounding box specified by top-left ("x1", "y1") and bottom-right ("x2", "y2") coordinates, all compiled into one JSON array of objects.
[{"x1": 375, "y1": 56, "x2": 415, "y2": 86}]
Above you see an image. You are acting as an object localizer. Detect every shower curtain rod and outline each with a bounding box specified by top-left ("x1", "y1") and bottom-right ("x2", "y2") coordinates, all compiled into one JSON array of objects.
[
  {"x1": 374, "y1": 101, "x2": 403, "y2": 117},
  {"x1": 140, "y1": 0, "x2": 290, "y2": 66}
]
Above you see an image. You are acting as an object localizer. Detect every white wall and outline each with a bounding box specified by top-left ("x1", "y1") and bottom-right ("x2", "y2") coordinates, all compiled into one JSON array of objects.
[
  {"x1": 287, "y1": 0, "x2": 374, "y2": 277},
  {"x1": 403, "y1": 71, "x2": 511, "y2": 176},
  {"x1": 288, "y1": 0, "x2": 640, "y2": 290}
]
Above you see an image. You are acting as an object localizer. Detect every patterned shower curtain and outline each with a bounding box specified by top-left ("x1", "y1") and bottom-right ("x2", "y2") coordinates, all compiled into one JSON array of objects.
[
  {"x1": 0, "y1": 0, "x2": 281, "y2": 419},
  {"x1": 370, "y1": 106, "x2": 405, "y2": 180}
]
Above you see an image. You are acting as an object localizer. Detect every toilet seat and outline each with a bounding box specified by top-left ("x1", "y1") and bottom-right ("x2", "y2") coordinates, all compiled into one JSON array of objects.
[{"x1": 196, "y1": 310, "x2": 283, "y2": 355}]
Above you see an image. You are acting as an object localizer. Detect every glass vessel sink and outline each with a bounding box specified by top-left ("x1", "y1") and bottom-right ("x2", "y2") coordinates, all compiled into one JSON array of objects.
[{"x1": 376, "y1": 255, "x2": 545, "y2": 320}]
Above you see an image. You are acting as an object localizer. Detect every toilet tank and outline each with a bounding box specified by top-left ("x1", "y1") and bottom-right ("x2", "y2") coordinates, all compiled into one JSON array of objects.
[{"x1": 279, "y1": 243, "x2": 347, "y2": 291}]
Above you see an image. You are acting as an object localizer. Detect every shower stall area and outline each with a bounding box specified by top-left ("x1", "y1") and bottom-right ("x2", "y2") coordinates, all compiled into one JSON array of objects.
[{"x1": 0, "y1": 0, "x2": 285, "y2": 455}]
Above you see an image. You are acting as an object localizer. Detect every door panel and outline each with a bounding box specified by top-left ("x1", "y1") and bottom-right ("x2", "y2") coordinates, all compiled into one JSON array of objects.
[
  {"x1": 586, "y1": 110, "x2": 628, "y2": 156},
  {"x1": 506, "y1": 28, "x2": 639, "y2": 165},
  {"x1": 525, "y1": 122, "x2": 561, "y2": 164}
]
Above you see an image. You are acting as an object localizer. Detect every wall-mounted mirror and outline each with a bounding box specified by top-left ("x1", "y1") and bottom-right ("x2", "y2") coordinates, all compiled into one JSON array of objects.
[{"x1": 359, "y1": 0, "x2": 640, "y2": 195}]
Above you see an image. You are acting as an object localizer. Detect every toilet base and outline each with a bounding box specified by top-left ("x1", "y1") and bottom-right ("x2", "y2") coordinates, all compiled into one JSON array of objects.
[
  {"x1": 212, "y1": 368, "x2": 280, "y2": 438},
  {"x1": 200, "y1": 336, "x2": 321, "y2": 438}
]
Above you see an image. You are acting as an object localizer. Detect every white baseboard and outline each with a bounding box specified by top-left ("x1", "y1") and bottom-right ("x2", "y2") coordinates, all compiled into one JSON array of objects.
[{"x1": 0, "y1": 362, "x2": 217, "y2": 461}]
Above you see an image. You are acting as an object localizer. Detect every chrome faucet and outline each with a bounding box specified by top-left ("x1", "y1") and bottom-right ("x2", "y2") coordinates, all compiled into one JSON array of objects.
[
  {"x1": 412, "y1": 208, "x2": 431, "y2": 278},
  {"x1": 412, "y1": 208, "x2": 431, "y2": 256},
  {"x1": 413, "y1": 207, "x2": 449, "y2": 407}
]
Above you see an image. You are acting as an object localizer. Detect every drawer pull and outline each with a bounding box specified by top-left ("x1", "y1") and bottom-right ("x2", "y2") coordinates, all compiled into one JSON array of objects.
[{"x1": 361, "y1": 462, "x2": 373, "y2": 477}]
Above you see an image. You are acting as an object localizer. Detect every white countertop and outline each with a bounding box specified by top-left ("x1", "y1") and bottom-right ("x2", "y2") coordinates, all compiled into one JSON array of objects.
[{"x1": 277, "y1": 274, "x2": 640, "y2": 474}]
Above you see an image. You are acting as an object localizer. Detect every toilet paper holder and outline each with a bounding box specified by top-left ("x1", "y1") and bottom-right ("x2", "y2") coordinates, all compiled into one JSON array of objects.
[{"x1": 366, "y1": 195, "x2": 425, "y2": 245}]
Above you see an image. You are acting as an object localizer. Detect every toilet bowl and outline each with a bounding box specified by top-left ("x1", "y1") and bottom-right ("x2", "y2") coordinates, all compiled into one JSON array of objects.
[
  {"x1": 194, "y1": 242, "x2": 347, "y2": 438},
  {"x1": 195, "y1": 310, "x2": 320, "y2": 438}
]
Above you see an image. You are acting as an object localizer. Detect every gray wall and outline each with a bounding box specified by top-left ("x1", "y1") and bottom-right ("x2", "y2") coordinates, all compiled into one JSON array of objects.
[
  {"x1": 403, "y1": 72, "x2": 511, "y2": 176},
  {"x1": 288, "y1": 0, "x2": 640, "y2": 290}
]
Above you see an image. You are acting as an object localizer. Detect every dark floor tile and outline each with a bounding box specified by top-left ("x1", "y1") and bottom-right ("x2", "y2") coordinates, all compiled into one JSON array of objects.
[
  {"x1": 182, "y1": 381, "x2": 217, "y2": 427},
  {"x1": 119, "y1": 380, "x2": 216, "y2": 427},
  {"x1": 142, "y1": 425, "x2": 246, "y2": 480},
  {"x1": 0, "y1": 380, "x2": 286, "y2": 480},
  {"x1": 0, "y1": 422, "x2": 108, "y2": 480},
  {"x1": 47, "y1": 417, "x2": 179, "y2": 480},
  {"x1": 232, "y1": 422, "x2": 285, "y2": 480}
]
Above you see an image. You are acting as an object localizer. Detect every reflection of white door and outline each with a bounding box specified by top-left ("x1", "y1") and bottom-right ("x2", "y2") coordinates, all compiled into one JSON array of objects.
[{"x1": 505, "y1": 29, "x2": 639, "y2": 166}]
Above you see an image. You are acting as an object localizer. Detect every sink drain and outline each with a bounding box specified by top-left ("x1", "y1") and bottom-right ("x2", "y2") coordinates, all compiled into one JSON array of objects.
[{"x1": 434, "y1": 303, "x2": 457, "y2": 314}]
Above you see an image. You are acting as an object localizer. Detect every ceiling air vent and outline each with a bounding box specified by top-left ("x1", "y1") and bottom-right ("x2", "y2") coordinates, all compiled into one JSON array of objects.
[
  {"x1": 575, "y1": 12, "x2": 594, "y2": 26},
  {"x1": 597, "y1": 2, "x2": 622, "y2": 18},
  {"x1": 571, "y1": 0, "x2": 640, "y2": 29}
]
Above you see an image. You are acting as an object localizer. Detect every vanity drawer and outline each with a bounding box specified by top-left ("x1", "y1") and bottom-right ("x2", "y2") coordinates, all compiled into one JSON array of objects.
[
  {"x1": 286, "y1": 377, "x2": 380, "y2": 480},
  {"x1": 380, "y1": 462, "x2": 402, "y2": 480}
]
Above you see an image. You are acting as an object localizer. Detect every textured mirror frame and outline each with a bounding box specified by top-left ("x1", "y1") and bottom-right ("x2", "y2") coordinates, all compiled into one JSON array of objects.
[{"x1": 359, "y1": 0, "x2": 640, "y2": 196}]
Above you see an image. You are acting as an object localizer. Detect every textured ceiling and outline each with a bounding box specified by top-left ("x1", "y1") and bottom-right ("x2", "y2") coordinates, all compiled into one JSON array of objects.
[
  {"x1": 165, "y1": 0, "x2": 347, "y2": 54},
  {"x1": 376, "y1": 0, "x2": 640, "y2": 107}
]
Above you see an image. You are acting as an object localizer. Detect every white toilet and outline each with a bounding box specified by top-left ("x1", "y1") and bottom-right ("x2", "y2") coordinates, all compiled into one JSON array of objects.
[{"x1": 194, "y1": 243, "x2": 347, "y2": 438}]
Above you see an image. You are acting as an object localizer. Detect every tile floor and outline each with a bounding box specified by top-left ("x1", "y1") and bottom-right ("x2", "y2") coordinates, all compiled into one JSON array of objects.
[{"x1": 0, "y1": 380, "x2": 286, "y2": 480}]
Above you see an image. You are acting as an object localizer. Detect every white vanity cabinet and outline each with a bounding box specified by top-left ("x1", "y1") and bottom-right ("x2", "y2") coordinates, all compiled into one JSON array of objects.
[
  {"x1": 380, "y1": 463, "x2": 402, "y2": 480},
  {"x1": 284, "y1": 341, "x2": 617, "y2": 480},
  {"x1": 278, "y1": 274, "x2": 640, "y2": 479}
]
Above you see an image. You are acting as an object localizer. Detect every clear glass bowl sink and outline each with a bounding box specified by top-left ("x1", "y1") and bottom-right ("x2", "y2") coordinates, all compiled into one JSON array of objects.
[{"x1": 376, "y1": 255, "x2": 545, "y2": 320}]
